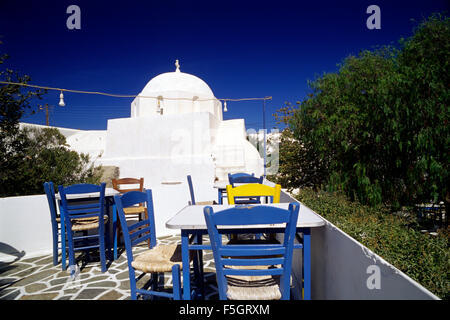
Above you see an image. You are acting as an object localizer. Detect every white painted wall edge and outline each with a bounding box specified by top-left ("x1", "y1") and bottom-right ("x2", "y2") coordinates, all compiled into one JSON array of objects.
[{"x1": 281, "y1": 190, "x2": 440, "y2": 300}]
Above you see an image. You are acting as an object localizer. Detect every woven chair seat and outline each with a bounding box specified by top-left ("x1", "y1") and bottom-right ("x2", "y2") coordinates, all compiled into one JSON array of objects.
[
  {"x1": 131, "y1": 244, "x2": 183, "y2": 273},
  {"x1": 71, "y1": 215, "x2": 109, "y2": 231},
  {"x1": 225, "y1": 265, "x2": 282, "y2": 300},
  {"x1": 55, "y1": 215, "x2": 106, "y2": 223},
  {"x1": 222, "y1": 238, "x2": 287, "y2": 300},
  {"x1": 195, "y1": 201, "x2": 216, "y2": 205},
  {"x1": 123, "y1": 206, "x2": 146, "y2": 215}
]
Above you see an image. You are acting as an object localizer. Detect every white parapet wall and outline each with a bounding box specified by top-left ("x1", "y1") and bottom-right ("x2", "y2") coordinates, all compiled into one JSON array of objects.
[
  {"x1": 0, "y1": 194, "x2": 53, "y2": 261},
  {"x1": 309, "y1": 219, "x2": 440, "y2": 300}
]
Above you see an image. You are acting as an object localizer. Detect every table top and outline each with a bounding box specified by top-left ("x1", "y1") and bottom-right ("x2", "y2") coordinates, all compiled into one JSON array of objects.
[
  {"x1": 213, "y1": 181, "x2": 229, "y2": 189},
  {"x1": 166, "y1": 202, "x2": 325, "y2": 230},
  {"x1": 213, "y1": 179, "x2": 275, "y2": 189},
  {"x1": 55, "y1": 188, "x2": 119, "y2": 200}
]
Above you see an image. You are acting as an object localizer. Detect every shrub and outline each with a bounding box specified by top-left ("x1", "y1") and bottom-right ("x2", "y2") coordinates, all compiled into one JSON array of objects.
[{"x1": 296, "y1": 188, "x2": 449, "y2": 299}]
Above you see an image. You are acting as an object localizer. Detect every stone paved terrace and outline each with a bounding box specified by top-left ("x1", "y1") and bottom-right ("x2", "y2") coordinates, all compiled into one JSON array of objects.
[{"x1": 0, "y1": 235, "x2": 219, "y2": 300}]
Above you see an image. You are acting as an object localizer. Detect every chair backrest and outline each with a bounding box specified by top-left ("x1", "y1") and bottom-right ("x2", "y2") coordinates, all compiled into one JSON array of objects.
[
  {"x1": 112, "y1": 178, "x2": 144, "y2": 193},
  {"x1": 187, "y1": 175, "x2": 196, "y2": 205},
  {"x1": 58, "y1": 183, "x2": 106, "y2": 221},
  {"x1": 228, "y1": 173, "x2": 263, "y2": 187},
  {"x1": 226, "y1": 183, "x2": 281, "y2": 205},
  {"x1": 43, "y1": 181, "x2": 59, "y2": 223},
  {"x1": 228, "y1": 172, "x2": 254, "y2": 180},
  {"x1": 113, "y1": 190, "x2": 157, "y2": 258},
  {"x1": 203, "y1": 203, "x2": 300, "y2": 300}
]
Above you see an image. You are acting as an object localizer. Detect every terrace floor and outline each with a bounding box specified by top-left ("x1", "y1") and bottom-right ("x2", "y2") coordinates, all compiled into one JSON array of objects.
[{"x1": 0, "y1": 234, "x2": 219, "y2": 300}]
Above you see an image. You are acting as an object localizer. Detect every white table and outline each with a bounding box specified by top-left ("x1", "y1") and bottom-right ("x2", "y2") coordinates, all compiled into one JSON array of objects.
[
  {"x1": 213, "y1": 181, "x2": 228, "y2": 204},
  {"x1": 55, "y1": 188, "x2": 119, "y2": 200},
  {"x1": 166, "y1": 202, "x2": 325, "y2": 300}
]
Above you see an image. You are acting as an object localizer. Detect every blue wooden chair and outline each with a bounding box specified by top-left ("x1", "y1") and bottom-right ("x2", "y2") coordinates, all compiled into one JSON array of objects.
[
  {"x1": 228, "y1": 173, "x2": 263, "y2": 187},
  {"x1": 58, "y1": 183, "x2": 110, "y2": 273},
  {"x1": 204, "y1": 203, "x2": 300, "y2": 300},
  {"x1": 227, "y1": 173, "x2": 264, "y2": 204},
  {"x1": 187, "y1": 175, "x2": 216, "y2": 205},
  {"x1": 43, "y1": 181, "x2": 66, "y2": 268},
  {"x1": 114, "y1": 189, "x2": 182, "y2": 300}
]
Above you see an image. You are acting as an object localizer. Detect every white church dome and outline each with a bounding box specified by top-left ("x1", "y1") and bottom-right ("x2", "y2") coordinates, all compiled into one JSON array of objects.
[
  {"x1": 131, "y1": 60, "x2": 222, "y2": 120},
  {"x1": 140, "y1": 62, "x2": 215, "y2": 99}
]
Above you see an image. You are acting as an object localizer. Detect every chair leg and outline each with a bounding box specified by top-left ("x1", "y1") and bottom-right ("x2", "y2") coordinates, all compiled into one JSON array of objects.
[
  {"x1": 112, "y1": 204, "x2": 119, "y2": 260},
  {"x1": 172, "y1": 264, "x2": 181, "y2": 300},
  {"x1": 61, "y1": 214, "x2": 67, "y2": 271},
  {"x1": 150, "y1": 272, "x2": 158, "y2": 293},
  {"x1": 83, "y1": 231, "x2": 90, "y2": 262},
  {"x1": 98, "y1": 223, "x2": 107, "y2": 272},
  {"x1": 52, "y1": 225, "x2": 58, "y2": 266},
  {"x1": 143, "y1": 209, "x2": 151, "y2": 248},
  {"x1": 105, "y1": 222, "x2": 112, "y2": 262},
  {"x1": 66, "y1": 220, "x2": 76, "y2": 271},
  {"x1": 127, "y1": 267, "x2": 138, "y2": 300}
]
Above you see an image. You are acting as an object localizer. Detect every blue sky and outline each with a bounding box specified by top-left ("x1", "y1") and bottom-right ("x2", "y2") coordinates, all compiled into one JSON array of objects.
[{"x1": 0, "y1": 0, "x2": 448, "y2": 130}]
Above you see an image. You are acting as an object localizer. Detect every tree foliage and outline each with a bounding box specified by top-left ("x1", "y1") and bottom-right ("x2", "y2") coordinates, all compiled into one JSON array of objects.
[
  {"x1": 10, "y1": 127, "x2": 102, "y2": 196},
  {"x1": 269, "y1": 102, "x2": 328, "y2": 190},
  {"x1": 274, "y1": 14, "x2": 449, "y2": 210},
  {"x1": 0, "y1": 54, "x2": 102, "y2": 197}
]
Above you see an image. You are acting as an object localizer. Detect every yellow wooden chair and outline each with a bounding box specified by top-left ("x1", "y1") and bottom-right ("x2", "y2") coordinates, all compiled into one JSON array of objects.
[
  {"x1": 226, "y1": 183, "x2": 282, "y2": 242},
  {"x1": 226, "y1": 183, "x2": 281, "y2": 205}
]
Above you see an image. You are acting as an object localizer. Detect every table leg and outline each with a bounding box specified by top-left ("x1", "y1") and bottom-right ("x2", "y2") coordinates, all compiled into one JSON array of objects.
[
  {"x1": 303, "y1": 228, "x2": 311, "y2": 300},
  {"x1": 218, "y1": 188, "x2": 223, "y2": 204},
  {"x1": 105, "y1": 198, "x2": 112, "y2": 261},
  {"x1": 60, "y1": 207, "x2": 67, "y2": 271},
  {"x1": 112, "y1": 203, "x2": 118, "y2": 260},
  {"x1": 196, "y1": 233, "x2": 205, "y2": 299},
  {"x1": 181, "y1": 230, "x2": 191, "y2": 300}
]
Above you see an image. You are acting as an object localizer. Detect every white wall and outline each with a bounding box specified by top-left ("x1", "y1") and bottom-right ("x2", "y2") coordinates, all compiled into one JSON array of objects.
[
  {"x1": 309, "y1": 220, "x2": 439, "y2": 300},
  {"x1": 103, "y1": 112, "x2": 216, "y2": 159},
  {"x1": 0, "y1": 183, "x2": 215, "y2": 262},
  {"x1": 213, "y1": 119, "x2": 264, "y2": 180},
  {"x1": 66, "y1": 130, "x2": 106, "y2": 161},
  {"x1": 0, "y1": 195, "x2": 53, "y2": 261},
  {"x1": 279, "y1": 191, "x2": 439, "y2": 300},
  {"x1": 19, "y1": 122, "x2": 81, "y2": 138}
]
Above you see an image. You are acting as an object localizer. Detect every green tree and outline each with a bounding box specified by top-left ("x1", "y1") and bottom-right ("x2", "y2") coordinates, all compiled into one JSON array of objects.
[
  {"x1": 0, "y1": 54, "x2": 47, "y2": 195},
  {"x1": 282, "y1": 14, "x2": 449, "y2": 211},
  {"x1": 395, "y1": 13, "x2": 450, "y2": 212},
  {"x1": 14, "y1": 127, "x2": 102, "y2": 196},
  {"x1": 269, "y1": 102, "x2": 328, "y2": 190}
]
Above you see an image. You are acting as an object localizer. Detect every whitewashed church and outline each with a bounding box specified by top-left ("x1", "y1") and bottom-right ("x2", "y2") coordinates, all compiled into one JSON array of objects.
[{"x1": 21, "y1": 61, "x2": 264, "y2": 235}]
